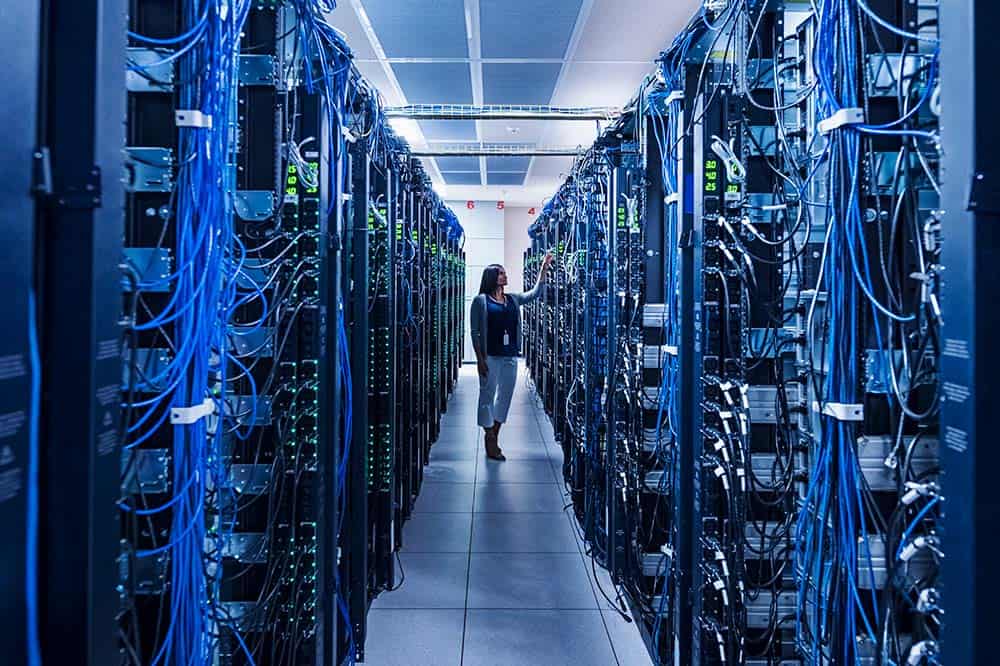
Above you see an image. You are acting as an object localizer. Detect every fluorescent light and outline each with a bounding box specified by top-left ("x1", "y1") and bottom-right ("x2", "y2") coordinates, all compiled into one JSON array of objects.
[{"x1": 388, "y1": 118, "x2": 424, "y2": 147}]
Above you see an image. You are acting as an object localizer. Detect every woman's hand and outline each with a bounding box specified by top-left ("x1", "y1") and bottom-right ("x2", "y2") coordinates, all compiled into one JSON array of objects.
[
  {"x1": 539, "y1": 252, "x2": 554, "y2": 281},
  {"x1": 478, "y1": 358, "x2": 489, "y2": 378}
]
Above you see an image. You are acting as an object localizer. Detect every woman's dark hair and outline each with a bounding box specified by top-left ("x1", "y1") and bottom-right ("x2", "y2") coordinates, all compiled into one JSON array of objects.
[{"x1": 478, "y1": 264, "x2": 505, "y2": 295}]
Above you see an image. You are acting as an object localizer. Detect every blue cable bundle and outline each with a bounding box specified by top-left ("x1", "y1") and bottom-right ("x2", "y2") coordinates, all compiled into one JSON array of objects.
[
  {"x1": 123, "y1": 1, "x2": 255, "y2": 663},
  {"x1": 793, "y1": 1, "x2": 941, "y2": 661}
]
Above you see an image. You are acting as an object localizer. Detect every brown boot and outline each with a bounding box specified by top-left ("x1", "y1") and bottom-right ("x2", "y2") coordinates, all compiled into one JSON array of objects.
[
  {"x1": 484, "y1": 425, "x2": 505, "y2": 461},
  {"x1": 493, "y1": 421, "x2": 503, "y2": 455}
]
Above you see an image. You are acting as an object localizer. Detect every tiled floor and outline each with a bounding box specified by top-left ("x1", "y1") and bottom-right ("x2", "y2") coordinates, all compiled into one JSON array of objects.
[{"x1": 365, "y1": 363, "x2": 653, "y2": 666}]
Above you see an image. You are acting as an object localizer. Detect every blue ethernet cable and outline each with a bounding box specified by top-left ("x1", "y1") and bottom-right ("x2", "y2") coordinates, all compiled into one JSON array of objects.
[{"x1": 26, "y1": 291, "x2": 42, "y2": 666}]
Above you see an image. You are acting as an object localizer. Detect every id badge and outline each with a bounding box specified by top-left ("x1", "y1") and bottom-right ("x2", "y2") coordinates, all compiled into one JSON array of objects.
[{"x1": 503, "y1": 331, "x2": 510, "y2": 346}]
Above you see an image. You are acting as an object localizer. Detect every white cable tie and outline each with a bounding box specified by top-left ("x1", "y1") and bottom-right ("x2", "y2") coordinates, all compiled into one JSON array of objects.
[
  {"x1": 664, "y1": 345, "x2": 679, "y2": 356},
  {"x1": 812, "y1": 401, "x2": 864, "y2": 421},
  {"x1": 817, "y1": 107, "x2": 865, "y2": 134},
  {"x1": 664, "y1": 193, "x2": 680, "y2": 205},
  {"x1": 666, "y1": 90, "x2": 685, "y2": 104},
  {"x1": 175, "y1": 110, "x2": 213, "y2": 128},
  {"x1": 170, "y1": 397, "x2": 216, "y2": 425}
]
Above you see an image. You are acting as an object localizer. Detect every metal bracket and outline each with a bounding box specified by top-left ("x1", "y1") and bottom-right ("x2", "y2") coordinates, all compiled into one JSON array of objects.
[
  {"x1": 238, "y1": 55, "x2": 276, "y2": 86},
  {"x1": 812, "y1": 401, "x2": 864, "y2": 421},
  {"x1": 234, "y1": 190, "x2": 274, "y2": 221},
  {"x1": 126, "y1": 47, "x2": 175, "y2": 92},
  {"x1": 33, "y1": 153, "x2": 103, "y2": 209},
  {"x1": 124, "y1": 147, "x2": 173, "y2": 193}
]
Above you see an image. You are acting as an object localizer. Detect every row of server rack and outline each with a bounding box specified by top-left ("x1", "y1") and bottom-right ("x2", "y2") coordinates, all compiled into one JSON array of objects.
[
  {"x1": 1, "y1": 2, "x2": 464, "y2": 665},
  {"x1": 522, "y1": 1, "x2": 991, "y2": 664}
]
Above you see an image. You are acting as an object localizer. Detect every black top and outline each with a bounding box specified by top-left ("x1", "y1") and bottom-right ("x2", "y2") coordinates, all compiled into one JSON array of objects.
[{"x1": 485, "y1": 295, "x2": 518, "y2": 356}]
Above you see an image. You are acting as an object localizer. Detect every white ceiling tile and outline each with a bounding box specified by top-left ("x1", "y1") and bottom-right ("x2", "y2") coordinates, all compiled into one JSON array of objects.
[
  {"x1": 551, "y1": 62, "x2": 654, "y2": 107},
  {"x1": 544, "y1": 119, "x2": 603, "y2": 149},
  {"x1": 572, "y1": 0, "x2": 700, "y2": 62},
  {"x1": 527, "y1": 157, "x2": 576, "y2": 182},
  {"x1": 325, "y1": 7, "x2": 379, "y2": 61},
  {"x1": 479, "y1": 120, "x2": 548, "y2": 143}
]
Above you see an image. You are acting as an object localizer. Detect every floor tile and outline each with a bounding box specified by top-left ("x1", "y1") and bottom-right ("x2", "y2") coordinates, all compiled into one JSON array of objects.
[
  {"x1": 473, "y1": 482, "x2": 566, "y2": 513},
  {"x1": 462, "y1": 610, "x2": 617, "y2": 666},
  {"x1": 371, "y1": 553, "x2": 469, "y2": 609},
  {"x1": 402, "y1": 512, "x2": 472, "y2": 553},
  {"x1": 471, "y1": 513, "x2": 578, "y2": 553},
  {"x1": 491, "y1": 423, "x2": 546, "y2": 443},
  {"x1": 479, "y1": 445, "x2": 560, "y2": 464},
  {"x1": 428, "y1": 444, "x2": 478, "y2": 461},
  {"x1": 477, "y1": 459, "x2": 558, "y2": 484},
  {"x1": 603, "y1": 609, "x2": 656, "y2": 665},
  {"x1": 467, "y1": 554, "x2": 597, "y2": 609},
  {"x1": 365, "y1": 609, "x2": 464, "y2": 665},
  {"x1": 422, "y1": 459, "x2": 478, "y2": 483},
  {"x1": 413, "y1": 482, "x2": 475, "y2": 513},
  {"x1": 364, "y1": 363, "x2": 642, "y2": 666},
  {"x1": 579, "y1": 552, "x2": 638, "y2": 617},
  {"x1": 435, "y1": 427, "x2": 479, "y2": 443}
]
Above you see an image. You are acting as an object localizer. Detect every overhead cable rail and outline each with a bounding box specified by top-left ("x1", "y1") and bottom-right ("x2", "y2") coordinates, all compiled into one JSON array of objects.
[
  {"x1": 411, "y1": 143, "x2": 583, "y2": 157},
  {"x1": 385, "y1": 104, "x2": 621, "y2": 121}
]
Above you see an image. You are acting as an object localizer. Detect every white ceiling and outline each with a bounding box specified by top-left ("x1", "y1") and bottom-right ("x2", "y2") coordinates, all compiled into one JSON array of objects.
[{"x1": 329, "y1": 0, "x2": 700, "y2": 206}]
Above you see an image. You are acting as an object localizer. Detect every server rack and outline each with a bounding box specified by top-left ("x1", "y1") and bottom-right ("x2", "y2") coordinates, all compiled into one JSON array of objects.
[{"x1": 526, "y1": 2, "x2": 945, "y2": 663}]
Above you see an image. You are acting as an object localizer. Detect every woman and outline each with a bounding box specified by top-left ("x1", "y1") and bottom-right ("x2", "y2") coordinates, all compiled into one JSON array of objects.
[{"x1": 470, "y1": 253, "x2": 553, "y2": 460}]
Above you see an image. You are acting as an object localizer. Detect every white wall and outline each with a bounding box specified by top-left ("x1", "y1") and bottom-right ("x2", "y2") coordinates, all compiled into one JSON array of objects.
[
  {"x1": 452, "y1": 201, "x2": 543, "y2": 361},
  {"x1": 503, "y1": 206, "x2": 535, "y2": 293},
  {"x1": 452, "y1": 201, "x2": 505, "y2": 362}
]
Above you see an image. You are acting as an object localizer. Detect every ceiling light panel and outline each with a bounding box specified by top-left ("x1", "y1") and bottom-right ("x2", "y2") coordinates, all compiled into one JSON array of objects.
[
  {"x1": 435, "y1": 156, "x2": 482, "y2": 171},
  {"x1": 418, "y1": 120, "x2": 479, "y2": 142},
  {"x1": 479, "y1": 0, "x2": 583, "y2": 59},
  {"x1": 482, "y1": 63, "x2": 563, "y2": 105},
  {"x1": 392, "y1": 63, "x2": 474, "y2": 105},
  {"x1": 486, "y1": 156, "x2": 532, "y2": 172},
  {"x1": 362, "y1": 0, "x2": 469, "y2": 58}
]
